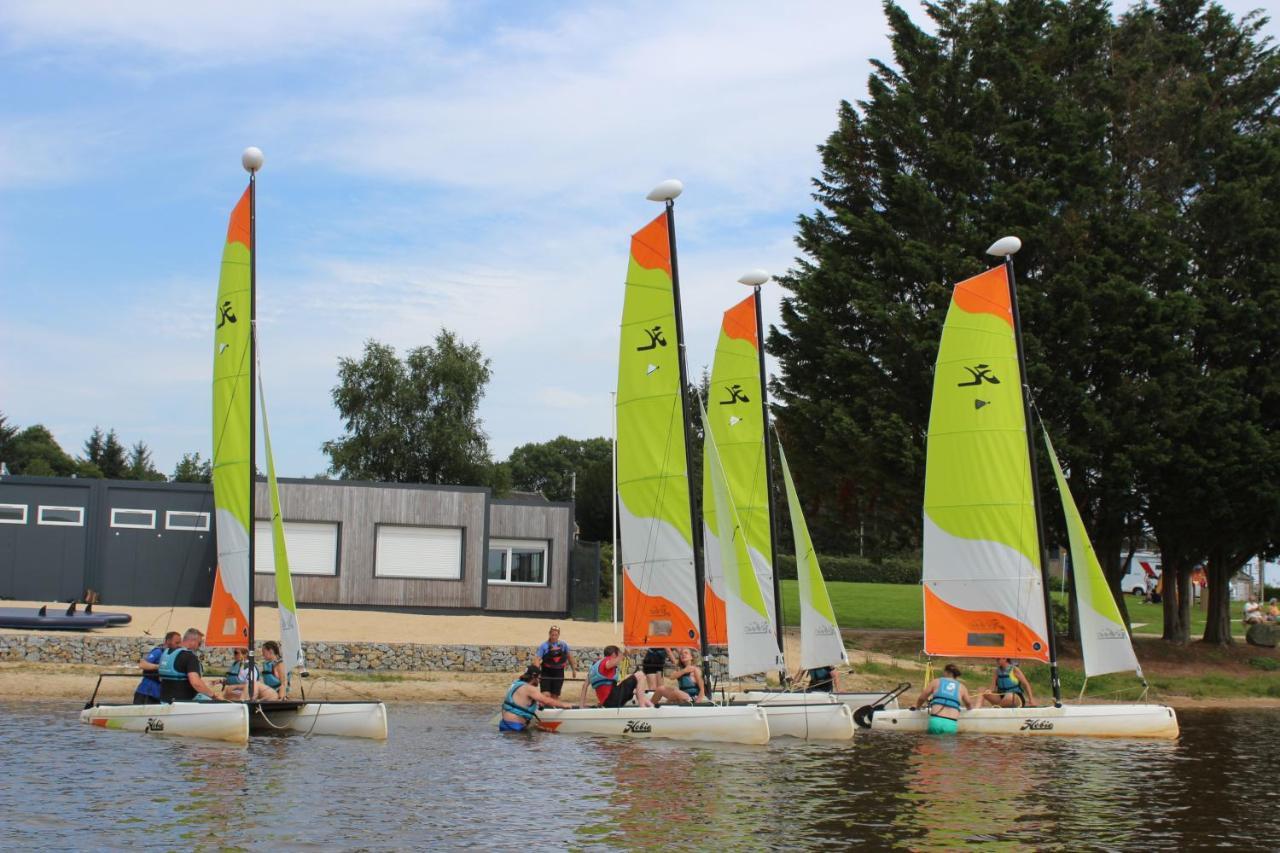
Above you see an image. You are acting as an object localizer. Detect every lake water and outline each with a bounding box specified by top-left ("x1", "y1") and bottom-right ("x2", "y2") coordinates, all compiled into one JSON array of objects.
[{"x1": 1, "y1": 701, "x2": 1275, "y2": 850}]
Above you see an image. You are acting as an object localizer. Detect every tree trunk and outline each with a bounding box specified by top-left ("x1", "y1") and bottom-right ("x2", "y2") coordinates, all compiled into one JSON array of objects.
[
  {"x1": 1161, "y1": 554, "x2": 1190, "y2": 643},
  {"x1": 1102, "y1": 538, "x2": 1133, "y2": 630},
  {"x1": 1202, "y1": 550, "x2": 1235, "y2": 645}
]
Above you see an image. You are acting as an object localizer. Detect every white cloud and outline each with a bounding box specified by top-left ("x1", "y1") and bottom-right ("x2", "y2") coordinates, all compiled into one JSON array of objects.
[{"x1": 0, "y1": 0, "x2": 449, "y2": 65}]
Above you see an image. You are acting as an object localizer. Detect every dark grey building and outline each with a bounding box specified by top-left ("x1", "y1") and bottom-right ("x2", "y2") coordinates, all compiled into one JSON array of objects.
[{"x1": 0, "y1": 475, "x2": 580, "y2": 616}]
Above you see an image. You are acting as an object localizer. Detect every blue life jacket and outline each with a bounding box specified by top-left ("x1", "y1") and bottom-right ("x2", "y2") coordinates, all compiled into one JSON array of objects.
[
  {"x1": 225, "y1": 660, "x2": 245, "y2": 685},
  {"x1": 158, "y1": 647, "x2": 190, "y2": 682},
  {"x1": 502, "y1": 680, "x2": 538, "y2": 720},
  {"x1": 261, "y1": 660, "x2": 282, "y2": 689},
  {"x1": 677, "y1": 672, "x2": 699, "y2": 699},
  {"x1": 996, "y1": 665, "x2": 1023, "y2": 696},
  {"x1": 588, "y1": 660, "x2": 617, "y2": 690},
  {"x1": 930, "y1": 677, "x2": 963, "y2": 711},
  {"x1": 809, "y1": 666, "x2": 834, "y2": 691}
]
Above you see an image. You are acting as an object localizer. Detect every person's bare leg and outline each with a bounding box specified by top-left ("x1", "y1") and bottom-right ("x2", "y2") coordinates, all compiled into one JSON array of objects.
[{"x1": 651, "y1": 685, "x2": 691, "y2": 705}]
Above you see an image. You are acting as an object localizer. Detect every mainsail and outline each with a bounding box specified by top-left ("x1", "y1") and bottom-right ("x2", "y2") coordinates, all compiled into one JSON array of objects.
[
  {"x1": 922, "y1": 265, "x2": 1050, "y2": 660},
  {"x1": 1043, "y1": 430, "x2": 1143, "y2": 679},
  {"x1": 702, "y1": 402, "x2": 783, "y2": 677},
  {"x1": 702, "y1": 294, "x2": 774, "y2": 645},
  {"x1": 778, "y1": 441, "x2": 847, "y2": 670},
  {"x1": 617, "y1": 211, "x2": 700, "y2": 648},
  {"x1": 207, "y1": 188, "x2": 252, "y2": 647},
  {"x1": 259, "y1": 373, "x2": 306, "y2": 685}
]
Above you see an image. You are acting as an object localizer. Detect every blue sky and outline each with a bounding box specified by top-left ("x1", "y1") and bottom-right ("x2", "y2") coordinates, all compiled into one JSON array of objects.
[{"x1": 1, "y1": 1, "x2": 1273, "y2": 478}]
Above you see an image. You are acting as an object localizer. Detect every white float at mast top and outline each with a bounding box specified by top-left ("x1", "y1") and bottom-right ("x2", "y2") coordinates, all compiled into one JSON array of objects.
[
  {"x1": 986, "y1": 235, "x2": 1021, "y2": 257},
  {"x1": 646, "y1": 179, "x2": 683, "y2": 202},
  {"x1": 738, "y1": 269, "x2": 770, "y2": 287},
  {"x1": 242, "y1": 146, "x2": 265, "y2": 173}
]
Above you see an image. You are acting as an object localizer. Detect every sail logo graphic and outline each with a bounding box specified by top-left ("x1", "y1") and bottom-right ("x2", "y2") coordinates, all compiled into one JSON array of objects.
[
  {"x1": 623, "y1": 720, "x2": 652, "y2": 733},
  {"x1": 958, "y1": 364, "x2": 1000, "y2": 386},
  {"x1": 145, "y1": 718, "x2": 165, "y2": 733},
  {"x1": 719, "y1": 384, "x2": 750, "y2": 405},
  {"x1": 816, "y1": 624, "x2": 838, "y2": 637},
  {"x1": 216, "y1": 300, "x2": 237, "y2": 329},
  {"x1": 1020, "y1": 719, "x2": 1054, "y2": 731},
  {"x1": 1097, "y1": 628, "x2": 1128, "y2": 640},
  {"x1": 637, "y1": 326, "x2": 667, "y2": 351},
  {"x1": 744, "y1": 620, "x2": 773, "y2": 635}
]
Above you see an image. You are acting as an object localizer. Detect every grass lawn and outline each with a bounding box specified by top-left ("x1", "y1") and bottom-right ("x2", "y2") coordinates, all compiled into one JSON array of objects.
[{"x1": 607, "y1": 580, "x2": 1246, "y2": 638}]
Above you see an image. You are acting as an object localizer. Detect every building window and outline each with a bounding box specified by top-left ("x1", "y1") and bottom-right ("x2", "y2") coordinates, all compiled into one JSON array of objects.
[
  {"x1": 0, "y1": 504, "x2": 27, "y2": 524},
  {"x1": 374, "y1": 525, "x2": 463, "y2": 580},
  {"x1": 111, "y1": 508, "x2": 156, "y2": 529},
  {"x1": 253, "y1": 520, "x2": 339, "y2": 576},
  {"x1": 37, "y1": 506, "x2": 85, "y2": 527},
  {"x1": 166, "y1": 511, "x2": 210, "y2": 532},
  {"x1": 487, "y1": 539, "x2": 549, "y2": 586}
]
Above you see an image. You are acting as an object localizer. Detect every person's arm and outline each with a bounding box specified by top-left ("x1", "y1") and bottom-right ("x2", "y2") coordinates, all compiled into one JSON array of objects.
[
  {"x1": 533, "y1": 643, "x2": 545, "y2": 669},
  {"x1": 960, "y1": 685, "x2": 974, "y2": 710},
  {"x1": 1016, "y1": 668, "x2": 1036, "y2": 705},
  {"x1": 530, "y1": 687, "x2": 573, "y2": 709},
  {"x1": 831, "y1": 669, "x2": 841, "y2": 692},
  {"x1": 567, "y1": 649, "x2": 577, "y2": 676},
  {"x1": 579, "y1": 678, "x2": 589, "y2": 707},
  {"x1": 139, "y1": 657, "x2": 159, "y2": 672},
  {"x1": 693, "y1": 668, "x2": 706, "y2": 696},
  {"x1": 914, "y1": 680, "x2": 935, "y2": 708}
]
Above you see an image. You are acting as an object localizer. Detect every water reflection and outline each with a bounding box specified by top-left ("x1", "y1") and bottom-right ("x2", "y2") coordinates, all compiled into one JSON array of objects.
[{"x1": 2, "y1": 701, "x2": 1277, "y2": 850}]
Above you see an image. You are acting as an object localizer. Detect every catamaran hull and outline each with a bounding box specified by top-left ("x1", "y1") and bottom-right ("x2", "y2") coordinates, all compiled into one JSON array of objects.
[
  {"x1": 760, "y1": 702, "x2": 856, "y2": 740},
  {"x1": 868, "y1": 704, "x2": 1179, "y2": 739},
  {"x1": 534, "y1": 705, "x2": 770, "y2": 745},
  {"x1": 731, "y1": 690, "x2": 900, "y2": 712},
  {"x1": 80, "y1": 703, "x2": 249, "y2": 744},
  {"x1": 251, "y1": 701, "x2": 388, "y2": 740}
]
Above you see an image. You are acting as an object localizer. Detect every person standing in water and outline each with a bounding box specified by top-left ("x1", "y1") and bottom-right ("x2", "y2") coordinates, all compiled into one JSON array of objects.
[
  {"x1": 533, "y1": 626, "x2": 577, "y2": 700},
  {"x1": 500, "y1": 665, "x2": 573, "y2": 732},
  {"x1": 915, "y1": 664, "x2": 973, "y2": 734}
]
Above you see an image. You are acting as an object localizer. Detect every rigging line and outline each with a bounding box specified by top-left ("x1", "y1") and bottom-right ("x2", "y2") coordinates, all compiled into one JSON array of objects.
[{"x1": 143, "y1": 486, "x2": 217, "y2": 640}]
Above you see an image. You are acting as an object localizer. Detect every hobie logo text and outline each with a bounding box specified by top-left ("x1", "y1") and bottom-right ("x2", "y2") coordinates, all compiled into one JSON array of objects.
[
  {"x1": 1020, "y1": 719, "x2": 1053, "y2": 731},
  {"x1": 623, "y1": 720, "x2": 652, "y2": 733},
  {"x1": 145, "y1": 718, "x2": 165, "y2": 733}
]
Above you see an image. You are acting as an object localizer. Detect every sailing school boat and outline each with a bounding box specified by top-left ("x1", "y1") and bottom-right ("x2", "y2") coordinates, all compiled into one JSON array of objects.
[
  {"x1": 868, "y1": 237, "x2": 1177, "y2": 738},
  {"x1": 534, "y1": 181, "x2": 769, "y2": 744},
  {"x1": 706, "y1": 277, "x2": 904, "y2": 717},
  {"x1": 83, "y1": 150, "x2": 386, "y2": 743}
]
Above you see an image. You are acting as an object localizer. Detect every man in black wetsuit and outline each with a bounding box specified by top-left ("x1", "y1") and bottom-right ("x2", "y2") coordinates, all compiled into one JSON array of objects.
[{"x1": 158, "y1": 628, "x2": 219, "y2": 702}]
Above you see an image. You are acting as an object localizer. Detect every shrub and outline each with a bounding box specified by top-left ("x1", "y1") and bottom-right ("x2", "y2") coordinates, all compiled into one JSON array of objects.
[{"x1": 1248, "y1": 657, "x2": 1279, "y2": 672}]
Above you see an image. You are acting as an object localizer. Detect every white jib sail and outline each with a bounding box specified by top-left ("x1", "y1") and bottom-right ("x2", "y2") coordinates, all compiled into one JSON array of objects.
[
  {"x1": 259, "y1": 370, "x2": 305, "y2": 686},
  {"x1": 778, "y1": 441, "x2": 848, "y2": 671}
]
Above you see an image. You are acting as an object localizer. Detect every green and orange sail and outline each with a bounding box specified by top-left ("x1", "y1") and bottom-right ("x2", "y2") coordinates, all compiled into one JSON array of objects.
[
  {"x1": 616, "y1": 212, "x2": 700, "y2": 648},
  {"x1": 207, "y1": 188, "x2": 253, "y2": 647},
  {"x1": 701, "y1": 295, "x2": 774, "y2": 645},
  {"x1": 922, "y1": 266, "x2": 1050, "y2": 661}
]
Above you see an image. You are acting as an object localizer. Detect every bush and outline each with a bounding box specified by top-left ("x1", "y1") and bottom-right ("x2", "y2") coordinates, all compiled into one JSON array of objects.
[
  {"x1": 774, "y1": 553, "x2": 921, "y2": 585},
  {"x1": 1248, "y1": 656, "x2": 1280, "y2": 672}
]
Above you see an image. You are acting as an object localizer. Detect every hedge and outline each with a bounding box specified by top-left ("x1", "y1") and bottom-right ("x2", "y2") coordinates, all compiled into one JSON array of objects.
[{"x1": 774, "y1": 553, "x2": 921, "y2": 585}]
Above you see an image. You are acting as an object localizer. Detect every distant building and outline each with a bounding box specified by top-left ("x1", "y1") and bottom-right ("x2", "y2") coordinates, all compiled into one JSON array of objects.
[{"x1": 0, "y1": 475, "x2": 584, "y2": 617}]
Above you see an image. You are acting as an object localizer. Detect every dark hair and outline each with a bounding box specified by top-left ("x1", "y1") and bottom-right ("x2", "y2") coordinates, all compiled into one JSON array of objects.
[
  {"x1": 262, "y1": 640, "x2": 281, "y2": 656},
  {"x1": 164, "y1": 631, "x2": 181, "y2": 642},
  {"x1": 520, "y1": 665, "x2": 541, "y2": 682},
  {"x1": 943, "y1": 664, "x2": 962, "y2": 678},
  {"x1": 603, "y1": 645, "x2": 620, "y2": 657}
]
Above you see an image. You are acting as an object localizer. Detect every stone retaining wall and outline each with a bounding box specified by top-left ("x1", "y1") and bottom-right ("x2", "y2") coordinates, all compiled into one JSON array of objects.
[{"x1": 0, "y1": 633, "x2": 731, "y2": 676}]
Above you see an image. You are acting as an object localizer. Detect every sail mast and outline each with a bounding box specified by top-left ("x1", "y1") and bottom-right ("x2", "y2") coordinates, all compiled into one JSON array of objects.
[
  {"x1": 243, "y1": 147, "x2": 263, "y2": 666},
  {"x1": 737, "y1": 270, "x2": 785, "y2": 659},
  {"x1": 989, "y1": 236, "x2": 1062, "y2": 706},
  {"x1": 647, "y1": 179, "x2": 712, "y2": 679}
]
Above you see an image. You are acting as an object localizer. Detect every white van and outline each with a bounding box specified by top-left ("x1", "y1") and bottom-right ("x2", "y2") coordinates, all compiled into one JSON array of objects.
[{"x1": 1120, "y1": 553, "x2": 1161, "y2": 596}]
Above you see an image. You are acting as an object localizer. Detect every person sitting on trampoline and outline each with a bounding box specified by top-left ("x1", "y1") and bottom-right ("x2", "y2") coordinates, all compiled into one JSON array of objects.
[
  {"x1": 585, "y1": 646, "x2": 691, "y2": 708},
  {"x1": 975, "y1": 658, "x2": 1035, "y2": 709}
]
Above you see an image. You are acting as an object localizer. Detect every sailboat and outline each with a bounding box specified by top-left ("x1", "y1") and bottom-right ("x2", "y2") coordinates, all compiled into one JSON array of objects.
[
  {"x1": 868, "y1": 237, "x2": 1177, "y2": 738},
  {"x1": 695, "y1": 276, "x2": 901, "y2": 723},
  {"x1": 83, "y1": 149, "x2": 386, "y2": 743},
  {"x1": 534, "y1": 181, "x2": 769, "y2": 744},
  {"x1": 702, "y1": 400, "x2": 856, "y2": 740}
]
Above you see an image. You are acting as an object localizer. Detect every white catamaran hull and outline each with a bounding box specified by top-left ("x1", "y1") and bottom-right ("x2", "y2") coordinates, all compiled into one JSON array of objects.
[
  {"x1": 760, "y1": 701, "x2": 856, "y2": 740},
  {"x1": 81, "y1": 703, "x2": 249, "y2": 744},
  {"x1": 534, "y1": 705, "x2": 770, "y2": 745},
  {"x1": 251, "y1": 701, "x2": 388, "y2": 740},
  {"x1": 731, "y1": 690, "x2": 900, "y2": 712},
  {"x1": 869, "y1": 704, "x2": 1179, "y2": 739}
]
